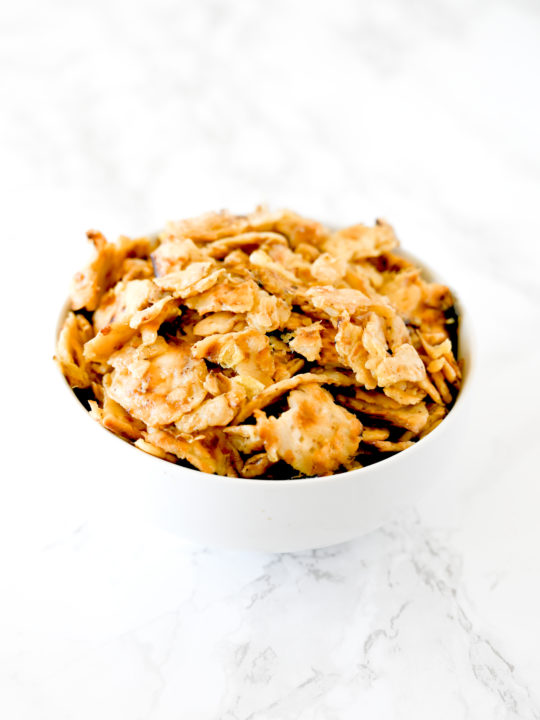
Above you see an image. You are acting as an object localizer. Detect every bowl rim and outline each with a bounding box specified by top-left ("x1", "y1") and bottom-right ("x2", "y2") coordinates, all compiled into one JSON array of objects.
[{"x1": 55, "y1": 244, "x2": 476, "y2": 487}]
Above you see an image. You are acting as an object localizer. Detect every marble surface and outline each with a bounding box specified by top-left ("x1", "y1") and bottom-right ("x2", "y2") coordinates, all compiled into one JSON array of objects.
[{"x1": 2, "y1": 0, "x2": 540, "y2": 717}]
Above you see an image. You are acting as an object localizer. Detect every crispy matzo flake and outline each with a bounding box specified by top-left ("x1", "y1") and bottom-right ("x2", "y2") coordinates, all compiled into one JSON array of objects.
[
  {"x1": 71, "y1": 231, "x2": 156, "y2": 312},
  {"x1": 286, "y1": 322, "x2": 323, "y2": 362},
  {"x1": 107, "y1": 338, "x2": 208, "y2": 426},
  {"x1": 165, "y1": 210, "x2": 250, "y2": 242},
  {"x1": 234, "y1": 370, "x2": 356, "y2": 424},
  {"x1": 207, "y1": 231, "x2": 288, "y2": 258},
  {"x1": 150, "y1": 237, "x2": 208, "y2": 277},
  {"x1": 241, "y1": 453, "x2": 275, "y2": 478},
  {"x1": 145, "y1": 427, "x2": 241, "y2": 477},
  {"x1": 55, "y1": 312, "x2": 94, "y2": 388},
  {"x1": 337, "y1": 390, "x2": 430, "y2": 435},
  {"x1": 273, "y1": 210, "x2": 329, "y2": 249},
  {"x1": 184, "y1": 277, "x2": 257, "y2": 314},
  {"x1": 175, "y1": 383, "x2": 246, "y2": 434},
  {"x1": 192, "y1": 329, "x2": 275, "y2": 385},
  {"x1": 335, "y1": 318, "x2": 377, "y2": 389},
  {"x1": 100, "y1": 390, "x2": 145, "y2": 441},
  {"x1": 256, "y1": 385, "x2": 362, "y2": 476},
  {"x1": 323, "y1": 219, "x2": 398, "y2": 262},
  {"x1": 134, "y1": 438, "x2": 177, "y2": 462},
  {"x1": 246, "y1": 289, "x2": 291, "y2": 333},
  {"x1": 93, "y1": 279, "x2": 161, "y2": 331}
]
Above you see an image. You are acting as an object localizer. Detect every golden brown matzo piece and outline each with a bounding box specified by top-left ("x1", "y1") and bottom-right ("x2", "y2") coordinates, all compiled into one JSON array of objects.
[
  {"x1": 55, "y1": 312, "x2": 94, "y2": 388},
  {"x1": 107, "y1": 338, "x2": 208, "y2": 426},
  {"x1": 255, "y1": 385, "x2": 362, "y2": 476}
]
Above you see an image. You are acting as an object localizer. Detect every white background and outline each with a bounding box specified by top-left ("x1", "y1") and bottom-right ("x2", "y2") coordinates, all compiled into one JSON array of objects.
[{"x1": 1, "y1": 1, "x2": 540, "y2": 718}]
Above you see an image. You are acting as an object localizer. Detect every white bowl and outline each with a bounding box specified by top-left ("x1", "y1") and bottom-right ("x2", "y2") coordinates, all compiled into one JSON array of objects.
[{"x1": 55, "y1": 251, "x2": 474, "y2": 552}]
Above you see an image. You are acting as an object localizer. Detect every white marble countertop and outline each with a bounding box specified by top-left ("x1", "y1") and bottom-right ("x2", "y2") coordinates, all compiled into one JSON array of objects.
[{"x1": 2, "y1": 1, "x2": 540, "y2": 718}]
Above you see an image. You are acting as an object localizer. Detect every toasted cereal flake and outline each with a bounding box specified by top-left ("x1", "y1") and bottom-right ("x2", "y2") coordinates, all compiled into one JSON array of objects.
[
  {"x1": 256, "y1": 385, "x2": 362, "y2": 475},
  {"x1": 107, "y1": 338, "x2": 207, "y2": 426}
]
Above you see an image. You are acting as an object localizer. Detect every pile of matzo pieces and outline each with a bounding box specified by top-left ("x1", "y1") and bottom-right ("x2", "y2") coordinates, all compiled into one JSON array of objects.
[{"x1": 56, "y1": 207, "x2": 461, "y2": 479}]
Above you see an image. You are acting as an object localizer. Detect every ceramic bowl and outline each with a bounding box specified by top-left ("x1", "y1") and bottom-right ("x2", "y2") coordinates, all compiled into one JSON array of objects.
[{"x1": 55, "y1": 250, "x2": 474, "y2": 552}]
